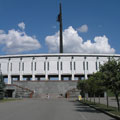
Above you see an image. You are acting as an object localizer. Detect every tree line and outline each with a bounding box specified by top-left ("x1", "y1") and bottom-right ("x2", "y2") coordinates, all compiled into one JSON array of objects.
[
  {"x1": 77, "y1": 58, "x2": 120, "y2": 111},
  {"x1": 0, "y1": 71, "x2": 5, "y2": 100}
]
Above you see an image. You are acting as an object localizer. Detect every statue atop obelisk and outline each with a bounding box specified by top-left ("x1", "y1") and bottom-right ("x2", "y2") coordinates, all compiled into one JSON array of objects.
[{"x1": 57, "y1": 3, "x2": 63, "y2": 53}]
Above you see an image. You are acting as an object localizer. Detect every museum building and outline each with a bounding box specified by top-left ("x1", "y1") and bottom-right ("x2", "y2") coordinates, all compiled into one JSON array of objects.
[{"x1": 0, "y1": 53, "x2": 119, "y2": 84}]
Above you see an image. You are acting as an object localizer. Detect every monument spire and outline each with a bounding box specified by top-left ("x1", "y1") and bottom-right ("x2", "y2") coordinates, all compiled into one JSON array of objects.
[{"x1": 57, "y1": 3, "x2": 63, "y2": 53}]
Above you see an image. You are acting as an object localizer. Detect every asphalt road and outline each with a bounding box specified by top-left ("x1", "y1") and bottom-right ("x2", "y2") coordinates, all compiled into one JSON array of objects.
[{"x1": 0, "y1": 98, "x2": 115, "y2": 120}]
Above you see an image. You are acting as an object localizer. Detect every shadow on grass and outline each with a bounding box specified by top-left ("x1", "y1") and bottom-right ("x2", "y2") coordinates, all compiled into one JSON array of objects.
[
  {"x1": 68, "y1": 100, "x2": 119, "y2": 119},
  {"x1": 81, "y1": 100, "x2": 120, "y2": 116},
  {"x1": 70, "y1": 100, "x2": 118, "y2": 114},
  {"x1": 70, "y1": 100, "x2": 101, "y2": 113}
]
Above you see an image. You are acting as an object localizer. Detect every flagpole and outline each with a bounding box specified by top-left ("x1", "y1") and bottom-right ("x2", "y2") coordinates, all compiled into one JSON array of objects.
[
  {"x1": 57, "y1": 2, "x2": 63, "y2": 53},
  {"x1": 59, "y1": 3, "x2": 63, "y2": 53}
]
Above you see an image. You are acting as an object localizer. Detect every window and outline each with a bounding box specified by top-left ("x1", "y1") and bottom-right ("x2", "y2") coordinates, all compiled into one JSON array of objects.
[
  {"x1": 108, "y1": 57, "x2": 110, "y2": 61},
  {"x1": 48, "y1": 62, "x2": 49, "y2": 71},
  {"x1": 31, "y1": 62, "x2": 33, "y2": 71},
  {"x1": 11, "y1": 63, "x2": 12, "y2": 71},
  {"x1": 61, "y1": 62, "x2": 62, "y2": 70},
  {"x1": 35, "y1": 62, "x2": 36, "y2": 71},
  {"x1": 44, "y1": 62, "x2": 46, "y2": 71},
  {"x1": 19, "y1": 62, "x2": 20, "y2": 71},
  {"x1": 22, "y1": 63, "x2": 24, "y2": 71},
  {"x1": 86, "y1": 62, "x2": 88, "y2": 70},
  {"x1": 57, "y1": 62, "x2": 59, "y2": 70},
  {"x1": 70, "y1": 62, "x2": 72, "y2": 70},
  {"x1": 74, "y1": 62, "x2": 76, "y2": 70},
  {"x1": 99, "y1": 62, "x2": 101, "y2": 68},
  {"x1": 83, "y1": 61, "x2": 85, "y2": 70},
  {"x1": 7, "y1": 63, "x2": 9, "y2": 72},
  {"x1": 96, "y1": 62, "x2": 98, "y2": 70}
]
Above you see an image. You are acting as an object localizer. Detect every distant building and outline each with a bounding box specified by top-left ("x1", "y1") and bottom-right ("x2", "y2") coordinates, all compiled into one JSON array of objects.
[{"x1": 0, "y1": 53, "x2": 119, "y2": 84}]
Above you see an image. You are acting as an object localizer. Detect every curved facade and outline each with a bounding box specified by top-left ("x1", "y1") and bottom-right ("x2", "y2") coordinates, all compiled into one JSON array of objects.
[{"x1": 0, "y1": 53, "x2": 119, "y2": 84}]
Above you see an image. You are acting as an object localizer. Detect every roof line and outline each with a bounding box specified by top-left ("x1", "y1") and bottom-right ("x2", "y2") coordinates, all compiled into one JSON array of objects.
[{"x1": 0, "y1": 53, "x2": 120, "y2": 58}]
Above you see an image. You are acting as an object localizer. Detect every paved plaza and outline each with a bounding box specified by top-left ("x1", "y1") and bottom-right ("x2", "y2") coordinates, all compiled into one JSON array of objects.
[{"x1": 0, "y1": 98, "x2": 115, "y2": 120}]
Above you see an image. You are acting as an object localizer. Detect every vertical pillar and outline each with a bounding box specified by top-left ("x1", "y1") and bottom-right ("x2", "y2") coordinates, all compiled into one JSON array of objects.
[
  {"x1": 8, "y1": 58, "x2": 11, "y2": 84},
  {"x1": 8, "y1": 75, "x2": 11, "y2": 84},
  {"x1": 84, "y1": 57, "x2": 88, "y2": 99},
  {"x1": 20, "y1": 75, "x2": 23, "y2": 81},
  {"x1": 84, "y1": 57, "x2": 88, "y2": 80},
  {"x1": 58, "y1": 57, "x2": 61, "y2": 81},
  {"x1": 72, "y1": 57, "x2": 75, "y2": 80},
  {"x1": 32, "y1": 57, "x2": 35, "y2": 81},
  {"x1": 45, "y1": 57, "x2": 48, "y2": 80},
  {"x1": 20, "y1": 58, "x2": 23, "y2": 81}
]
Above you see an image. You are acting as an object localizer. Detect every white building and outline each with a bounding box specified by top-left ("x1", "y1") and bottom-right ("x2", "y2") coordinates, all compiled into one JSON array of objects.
[{"x1": 0, "y1": 53, "x2": 119, "y2": 84}]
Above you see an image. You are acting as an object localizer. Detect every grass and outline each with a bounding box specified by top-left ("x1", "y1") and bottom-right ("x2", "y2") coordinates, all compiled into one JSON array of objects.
[
  {"x1": 0, "y1": 98, "x2": 21, "y2": 103},
  {"x1": 82, "y1": 100, "x2": 120, "y2": 116}
]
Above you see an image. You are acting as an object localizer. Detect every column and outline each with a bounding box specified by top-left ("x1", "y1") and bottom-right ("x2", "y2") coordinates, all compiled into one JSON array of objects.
[
  {"x1": 58, "y1": 57, "x2": 61, "y2": 81},
  {"x1": 8, "y1": 58, "x2": 12, "y2": 84},
  {"x1": 20, "y1": 58, "x2": 23, "y2": 81},
  {"x1": 8, "y1": 75, "x2": 12, "y2": 84},
  {"x1": 71, "y1": 57, "x2": 75, "y2": 80},
  {"x1": 20, "y1": 75, "x2": 23, "y2": 81},
  {"x1": 84, "y1": 57, "x2": 88, "y2": 99},
  {"x1": 84, "y1": 57, "x2": 88, "y2": 80},
  {"x1": 32, "y1": 57, "x2": 35, "y2": 81},
  {"x1": 45, "y1": 57, "x2": 48, "y2": 80}
]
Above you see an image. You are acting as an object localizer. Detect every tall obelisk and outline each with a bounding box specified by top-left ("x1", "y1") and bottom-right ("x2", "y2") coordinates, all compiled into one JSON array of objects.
[{"x1": 57, "y1": 3, "x2": 63, "y2": 53}]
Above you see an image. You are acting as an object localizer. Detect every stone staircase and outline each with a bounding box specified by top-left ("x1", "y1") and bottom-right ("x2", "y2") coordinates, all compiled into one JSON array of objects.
[
  {"x1": 13, "y1": 81, "x2": 77, "y2": 98},
  {"x1": 33, "y1": 93, "x2": 64, "y2": 99},
  {"x1": 14, "y1": 85, "x2": 34, "y2": 98},
  {"x1": 5, "y1": 84, "x2": 34, "y2": 98},
  {"x1": 5, "y1": 81, "x2": 78, "y2": 98},
  {"x1": 66, "y1": 88, "x2": 80, "y2": 98}
]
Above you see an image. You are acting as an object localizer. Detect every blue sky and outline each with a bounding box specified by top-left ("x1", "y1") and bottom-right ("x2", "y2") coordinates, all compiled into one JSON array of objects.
[{"x1": 0, "y1": 0, "x2": 120, "y2": 55}]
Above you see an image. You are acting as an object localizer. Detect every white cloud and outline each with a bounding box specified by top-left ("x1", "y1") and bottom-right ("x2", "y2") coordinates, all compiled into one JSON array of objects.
[
  {"x1": 18, "y1": 22, "x2": 25, "y2": 30},
  {"x1": 77, "y1": 24, "x2": 88, "y2": 33},
  {"x1": 0, "y1": 23, "x2": 41, "y2": 54},
  {"x1": 45, "y1": 26, "x2": 115, "y2": 54},
  {"x1": 0, "y1": 30, "x2": 5, "y2": 34}
]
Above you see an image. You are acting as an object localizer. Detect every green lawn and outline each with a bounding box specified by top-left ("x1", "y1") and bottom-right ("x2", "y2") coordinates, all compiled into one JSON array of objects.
[
  {"x1": 0, "y1": 98, "x2": 22, "y2": 103},
  {"x1": 81, "y1": 100, "x2": 120, "y2": 116}
]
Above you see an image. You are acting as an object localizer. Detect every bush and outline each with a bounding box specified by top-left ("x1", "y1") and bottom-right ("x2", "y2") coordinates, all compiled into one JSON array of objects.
[{"x1": 0, "y1": 73, "x2": 5, "y2": 100}]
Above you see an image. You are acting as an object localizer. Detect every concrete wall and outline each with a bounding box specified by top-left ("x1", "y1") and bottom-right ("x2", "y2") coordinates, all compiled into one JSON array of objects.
[{"x1": 13, "y1": 81, "x2": 77, "y2": 97}]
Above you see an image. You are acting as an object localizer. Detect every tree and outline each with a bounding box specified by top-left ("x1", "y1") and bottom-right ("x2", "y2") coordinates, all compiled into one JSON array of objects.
[
  {"x1": 0, "y1": 71, "x2": 5, "y2": 100},
  {"x1": 88, "y1": 74, "x2": 98, "y2": 104},
  {"x1": 100, "y1": 61, "x2": 112, "y2": 108},
  {"x1": 77, "y1": 80, "x2": 86, "y2": 101},
  {"x1": 77, "y1": 58, "x2": 120, "y2": 111},
  {"x1": 93, "y1": 72, "x2": 105, "y2": 104},
  {"x1": 77, "y1": 73, "x2": 104, "y2": 104},
  {"x1": 100, "y1": 59, "x2": 120, "y2": 111}
]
